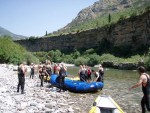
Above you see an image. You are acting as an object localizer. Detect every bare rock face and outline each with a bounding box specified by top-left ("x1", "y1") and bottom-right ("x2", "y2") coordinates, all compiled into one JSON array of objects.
[{"x1": 63, "y1": 0, "x2": 134, "y2": 30}]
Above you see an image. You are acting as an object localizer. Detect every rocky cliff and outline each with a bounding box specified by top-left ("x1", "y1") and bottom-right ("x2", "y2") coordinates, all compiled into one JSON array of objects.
[
  {"x1": 57, "y1": 0, "x2": 149, "y2": 33},
  {"x1": 16, "y1": 10, "x2": 150, "y2": 57}
]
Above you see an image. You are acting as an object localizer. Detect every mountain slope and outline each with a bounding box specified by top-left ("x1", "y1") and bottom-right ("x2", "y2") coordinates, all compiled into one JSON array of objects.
[
  {"x1": 0, "y1": 26, "x2": 27, "y2": 40},
  {"x1": 54, "y1": 0, "x2": 150, "y2": 34}
]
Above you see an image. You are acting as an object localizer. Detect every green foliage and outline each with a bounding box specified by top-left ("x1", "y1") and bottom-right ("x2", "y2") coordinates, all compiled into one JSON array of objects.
[
  {"x1": 72, "y1": 50, "x2": 80, "y2": 59},
  {"x1": 34, "y1": 51, "x2": 48, "y2": 63},
  {"x1": 108, "y1": 13, "x2": 111, "y2": 23},
  {"x1": 74, "y1": 57, "x2": 88, "y2": 66},
  {"x1": 24, "y1": 52, "x2": 39, "y2": 65},
  {"x1": 99, "y1": 54, "x2": 117, "y2": 63},
  {"x1": 33, "y1": 48, "x2": 147, "y2": 67},
  {"x1": 0, "y1": 36, "x2": 39, "y2": 64},
  {"x1": 63, "y1": 55, "x2": 74, "y2": 64},
  {"x1": 87, "y1": 54, "x2": 100, "y2": 66},
  {"x1": 119, "y1": 15, "x2": 126, "y2": 22},
  {"x1": 84, "y1": 48, "x2": 95, "y2": 55},
  {"x1": 28, "y1": 36, "x2": 36, "y2": 44},
  {"x1": 144, "y1": 48, "x2": 150, "y2": 68},
  {"x1": 145, "y1": 5, "x2": 150, "y2": 12}
]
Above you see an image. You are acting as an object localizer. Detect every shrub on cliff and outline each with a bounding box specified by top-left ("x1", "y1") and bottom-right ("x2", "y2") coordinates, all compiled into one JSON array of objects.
[{"x1": 0, "y1": 36, "x2": 39, "y2": 64}]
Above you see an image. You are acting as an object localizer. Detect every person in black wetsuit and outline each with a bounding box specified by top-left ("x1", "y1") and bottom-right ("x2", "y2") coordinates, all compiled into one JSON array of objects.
[
  {"x1": 78, "y1": 65, "x2": 87, "y2": 82},
  {"x1": 58, "y1": 64, "x2": 67, "y2": 92},
  {"x1": 46, "y1": 61, "x2": 52, "y2": 82},
  {"x1": 30, "y1": 63, "x2": 35, "y2": 79},
  {"x1": 17, "y1": 63, "x2": 27, "y2": 94},
  {"x1": 91, "y1": 69, "x2": 101, "y2": 82},
  {"x1": 129, "y1": 66, "x2": 150, "y2": 113},
  {"x1": 98, "y1": 64, "x2": 104, "y2": 83},
  {"x1": 39, "y1": 65, "x2": 49, "y2": 87}
]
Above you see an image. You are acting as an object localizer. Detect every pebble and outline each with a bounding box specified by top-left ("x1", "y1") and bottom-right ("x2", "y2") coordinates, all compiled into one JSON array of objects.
[
  {"x1": 0, "y1": 64, "x2": 77, "y2": 113},
  {"x1": 0, "y1": 64, "x2": 143, "y2": 113}
]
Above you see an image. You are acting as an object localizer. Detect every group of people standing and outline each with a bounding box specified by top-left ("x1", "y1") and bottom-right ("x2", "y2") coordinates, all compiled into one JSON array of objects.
[
  {"x1": 38, "y1": 62, "x2": 67, "y2": 92},
  {"x1": 17, "y1": 61, "x2": 68, "y2": 94},
  {"x1": 78, "y1": 64, "x2": 104, "y2": 83},
  {"x1": 16, "y1": 61, "x2": 150, "y2": 113}
]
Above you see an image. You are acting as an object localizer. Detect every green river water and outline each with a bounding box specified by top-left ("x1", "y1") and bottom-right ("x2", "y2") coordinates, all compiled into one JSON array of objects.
[{"x1": 67, "y1": 66, "x2": 148, "y2": 113}]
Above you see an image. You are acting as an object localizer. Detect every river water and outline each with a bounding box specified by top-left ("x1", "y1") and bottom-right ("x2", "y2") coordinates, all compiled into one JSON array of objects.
[{"x1": 67, "y1": 66, "x2": 146, "y2": 113}]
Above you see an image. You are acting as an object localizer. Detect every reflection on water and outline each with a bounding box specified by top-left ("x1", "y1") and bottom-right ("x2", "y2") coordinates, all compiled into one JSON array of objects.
[{"x1": 67, "y1": 67, "x2": 146, "y2": 113}]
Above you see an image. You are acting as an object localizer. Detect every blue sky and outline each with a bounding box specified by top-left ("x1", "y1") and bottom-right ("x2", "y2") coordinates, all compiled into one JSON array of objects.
[{"x1": 0, "y1": 0, "x2": 98, "y2": 37}]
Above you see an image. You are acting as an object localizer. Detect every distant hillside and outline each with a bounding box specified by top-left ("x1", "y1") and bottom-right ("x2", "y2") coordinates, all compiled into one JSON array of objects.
[
  {"x1": 53, "y1": 0, "x2": 150, "y2": 35},
  {"x1": 0, "y1": 26, "x2": 27, "y2": 40}
]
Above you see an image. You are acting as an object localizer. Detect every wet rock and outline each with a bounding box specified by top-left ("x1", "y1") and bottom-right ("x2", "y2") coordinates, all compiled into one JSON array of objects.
[{"x1": 118, "y1": 62, "x2": 137, "y2": 70}]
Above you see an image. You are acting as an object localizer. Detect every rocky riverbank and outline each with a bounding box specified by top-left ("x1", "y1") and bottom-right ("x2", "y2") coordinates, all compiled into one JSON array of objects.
[
  {"x1": 0, "y1": 64, "x2": 82, "y2": 113},
  {"x1": 102, "y1": 61, "x2": 145, "y2": 70},
  {"x1": 0, "y1": 64, "x2": 144, "y2": 113}
]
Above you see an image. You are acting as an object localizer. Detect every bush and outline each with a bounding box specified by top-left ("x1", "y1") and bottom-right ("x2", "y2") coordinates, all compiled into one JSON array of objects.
[
  {"x1": 24, "y1": 52, "x2": 39, "y2": 65},
  {"x1": 87, "y1": 54, "x2": 100, "y2": 66},
  {"x1": 99, "y1": 54, "x2": 117, "y2": 63},
  {"x1": 84, "y1": 48, "x2": 95, "y2": 55},
  {"x1": 33, "y1": 51, "x2": 48, "y2": 63},
  {"x1": 74, "y1": 57, "x2": 88, "y2": 66},
  {"x1": 63, "y1": 55, "x2": 74, "y2": 64},
  {"x1": 0, "y1": 36, "x2": 39, "y2": 64}
]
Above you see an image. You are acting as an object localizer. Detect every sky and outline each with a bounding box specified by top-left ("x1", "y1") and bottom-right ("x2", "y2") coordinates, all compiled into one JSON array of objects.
[{"x1": 0, "y1": 0, "x2": 98, "y2": 37}]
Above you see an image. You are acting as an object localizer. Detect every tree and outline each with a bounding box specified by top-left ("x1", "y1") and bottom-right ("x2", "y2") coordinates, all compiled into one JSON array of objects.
[
  {"x1": 108, "y1": 13, "x2": 111, "y2": 23},
  {"x1": 45, "y1": 30, "x2": 47, "y2": 36},
  {"x1": 0, "y1": 36, "x2": 39, "y2": 64}
]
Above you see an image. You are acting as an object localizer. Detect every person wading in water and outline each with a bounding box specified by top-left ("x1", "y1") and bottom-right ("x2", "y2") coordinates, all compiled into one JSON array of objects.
[
  {"x1": 92, "y1": 69, "x2": 101, "y2": 82},
  {"x1": 129, "y1": 66, "x2": 150, "y2": 113},
  {"x1": 98, "y1": 64, "x2": 104, "y2": 83}
]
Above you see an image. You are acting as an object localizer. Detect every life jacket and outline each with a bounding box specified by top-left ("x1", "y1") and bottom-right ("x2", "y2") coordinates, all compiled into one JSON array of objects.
[
  {"x1": 80, "y1": 69, "x2": 86, "y2": 75},
  {"x1": 46, "y1": 66, "x2": 52, "y2": 75},
  {"x1": 41, "y1": 67, "x2": 47, "y2": 76},
  {"x1": 99, "y1": 69, "x2": 104, "y2": 75},
  {"x1": 142, "y1": 74, "x2": 150, "y2": 111},
  {"x1": 87, "y1": 69, "x2": 91, "y2": 76},
  {"x1": 59, "y1": 67, "x2": 66, "y2": 77},
  {"x1": 18, "y1": 67, "x2": 24, "y2": 77}
]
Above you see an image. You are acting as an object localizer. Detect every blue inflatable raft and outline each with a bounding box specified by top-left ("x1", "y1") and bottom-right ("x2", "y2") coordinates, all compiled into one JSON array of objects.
[{"x1": 50, "y1": 74, "x2": 104, "y2": 93}]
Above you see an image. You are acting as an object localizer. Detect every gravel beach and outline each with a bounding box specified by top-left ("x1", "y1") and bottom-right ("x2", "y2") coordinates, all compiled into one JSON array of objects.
[
  {"x1": 0, "y1": 64, "x2": 144, "y2": 113},
  {"x1": 0, "y1": 64, "x2": 81, "y2": 113}
]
